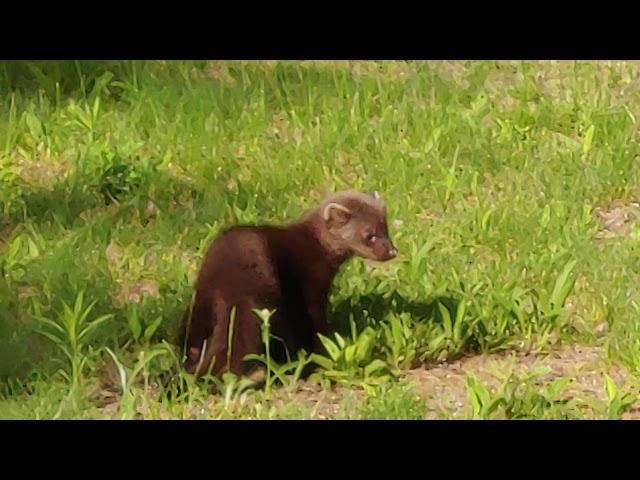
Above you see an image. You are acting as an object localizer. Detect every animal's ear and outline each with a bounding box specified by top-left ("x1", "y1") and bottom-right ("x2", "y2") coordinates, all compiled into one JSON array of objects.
[
  {"x1": 323, "y1": 202, "x2": 352, "y2": 226},
  {"x1": 372, "y1": 190, "x2": 385, "y2": 207}
]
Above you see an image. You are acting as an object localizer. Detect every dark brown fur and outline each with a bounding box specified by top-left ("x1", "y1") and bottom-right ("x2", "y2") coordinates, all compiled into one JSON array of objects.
[{"x1": 180, "y1": 191, "x2": 397, "y2": 378}]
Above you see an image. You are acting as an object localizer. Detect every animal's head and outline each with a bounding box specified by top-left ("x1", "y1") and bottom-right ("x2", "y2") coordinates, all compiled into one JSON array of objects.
[{"x1": 321, "y1": 190, "x2": 397, "y2": 262}]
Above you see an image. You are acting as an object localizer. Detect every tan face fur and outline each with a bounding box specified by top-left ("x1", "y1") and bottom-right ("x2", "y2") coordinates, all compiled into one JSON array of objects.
[{"x1": 320, "y1": 190, "x2": 398, "y2": 262}]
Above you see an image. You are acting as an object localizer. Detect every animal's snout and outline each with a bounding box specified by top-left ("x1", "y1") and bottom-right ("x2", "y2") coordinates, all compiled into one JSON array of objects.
[
  {"x1": 380, "y1": 241, "x2": 397, "y2": 260},
  {"x1": 370, "y1": 238, "x2": 398, "y2": 262}
]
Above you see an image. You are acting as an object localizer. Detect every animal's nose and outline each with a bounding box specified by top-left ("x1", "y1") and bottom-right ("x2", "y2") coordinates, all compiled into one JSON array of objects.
[{"x1": 388, "y1": 247, "x2": 398, "y2": 258}]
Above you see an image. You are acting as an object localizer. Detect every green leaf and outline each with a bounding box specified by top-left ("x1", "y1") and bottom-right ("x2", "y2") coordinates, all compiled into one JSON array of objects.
[
  {"x1": 485, "y1": 397, "x2": 504, "y2": 417},
  {"x1": 546, "y1": 378, "x2": 570, "y2": 398},
  {"x1": 582, "y1": 125, "x2": 595, "y2": 155},
  {"x1": 423, "y1": 126, "x2": 441, "y2": 154},
  {"x1": 468, "y1": 386, "x2": 482, "y2": 417},
  {"x1": 344, "y1": 344, "x2": 357, "y2": 366},
  {"x1": 453, "y1": 300, "x2": 467, "y2": 343},
  {"x1": 222, "y1": 304, "x2": 235, "y2": 360},
  {"x1": 77, "y1": 300, "x2": 98, "y2": 327},
  {"x1": 243, "y1": 353, "x2": 265, "y2": 362},
  {"x1": 104, "y1": 348, "x2": 127, "y2": 392},
  {"x1": 429, "y1": 333, "x2": 447, "y2": 351},
  {"x1": 252, "y1": 308, "x2": 275, "y2": 325},
  {"x1": 92, "y1": 97, "x2": 101, "y2": 122},
  {"x1": 73, "y1": 291, "x2": 86, "y2": 316},
  {"x1": 550, "y1": 259, "x2": 577, "y2": 312},
  {"x1": 467, "y1": 374, "x2": 491, "y2": 418},
  {"x1": 318, "y1": 334, "x2": 341, "y2": 362},
  {"x1": 6, "y1": 235, "x2": 22, "y2": 262},
  {"x1": 27, "y1": 237, "x2": 40, "y2": 257},
  {"x1": 89, "y1": 71, "x2": 114, "y2": 101},
  {"x1": 541, "y1": 204, "x2": 551, "y2": 228},
  {"x1": 354, "y1": 327, "x2": 376, "y2": 365},
  {"x1": 77, "y1": 314, "x2": 113, "y2": 342},
  {"x1": 309, "y1": 353, "x2": 334, "y2": 370},
  {"x1": 455, "y1": 299, "x2": 467, "y2": 326},
  {"x1": 480, "y1": 208, "x2": 493, "y2": 232},
  {"x1": 364, "y1": 359, "x2": 388, "y2": 377},
  {"x1": 127, "y1": 308, "x2": 142, "y2": 340},
  {"x1": 603, "y1": 374, "x2": 617, "y2": 403},
  {"x1": 292, "y1": 352, "x2": 311, "y2": 383},
  {"x1": 143, "y1": 316, "x2": 163, "y2": 342},
  {"x1": 25, "y1": 111, "x2": 43, "y2": 138},
  {"x1": 324, "y1": 370, "x2": 350, "y2": 380},
  {"x1": 130, "y1": 349, "x2": 167, "y2": 380},
  {"x1": 349, "y1": 317, "x2": 358, "y2": 342},
  {"x1": 34, "y1": 329, "x2": 72, "y2": 361},
  {"x1": 391, "y1": 316, "x2": 404, "y2": 351},
  {"x1": 439, "y1": 302, "x2": 452, "y2": 338},
  {"x1": 33, "y1": 316, "x2": 66, "y2": 336}
]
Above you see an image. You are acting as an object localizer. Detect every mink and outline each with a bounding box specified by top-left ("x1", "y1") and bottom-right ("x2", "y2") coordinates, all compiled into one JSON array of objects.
[{"x1": 180, "y1": 190, "x2": 397, "y2": 379}]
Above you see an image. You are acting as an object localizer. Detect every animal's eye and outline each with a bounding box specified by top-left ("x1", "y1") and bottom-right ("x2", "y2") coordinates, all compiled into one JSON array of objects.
[{"x1": 366, "y1": 233, "x2": 377, "y2": 243}]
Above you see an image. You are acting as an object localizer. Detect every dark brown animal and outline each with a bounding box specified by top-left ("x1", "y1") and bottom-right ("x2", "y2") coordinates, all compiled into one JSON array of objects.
[{"x1": 179, "y1": 190, "x2": 397, "y2": 379}]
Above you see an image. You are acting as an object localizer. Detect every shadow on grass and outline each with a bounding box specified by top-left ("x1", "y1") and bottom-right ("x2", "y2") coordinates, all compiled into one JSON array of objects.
[{"x1": 330, "y1": 290, "x2": 461, "y2": 334}]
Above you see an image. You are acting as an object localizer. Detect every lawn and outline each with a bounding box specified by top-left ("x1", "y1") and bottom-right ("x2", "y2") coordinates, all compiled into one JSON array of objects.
[{"x1": 1, "y1": 60, "x2": 640, "y2": 419}]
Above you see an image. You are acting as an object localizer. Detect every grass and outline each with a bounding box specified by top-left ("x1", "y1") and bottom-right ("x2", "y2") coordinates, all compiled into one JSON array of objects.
[{"x1": 2, "y1": 60, "x2": 640, "y2": 419}]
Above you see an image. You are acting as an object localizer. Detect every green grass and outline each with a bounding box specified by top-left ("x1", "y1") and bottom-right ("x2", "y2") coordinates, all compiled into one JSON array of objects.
[{"x1": 2, "y1": 60, "x2": 640, "y2": 419}]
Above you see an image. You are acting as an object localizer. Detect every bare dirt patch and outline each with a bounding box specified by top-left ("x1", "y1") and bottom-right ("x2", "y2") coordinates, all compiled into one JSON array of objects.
[
  {"x1": 594, "y1": 199, "x2": 640, "y2": 239},
  {"x1": 405, "y1": 344, "x2": 639, "y2": 419}
]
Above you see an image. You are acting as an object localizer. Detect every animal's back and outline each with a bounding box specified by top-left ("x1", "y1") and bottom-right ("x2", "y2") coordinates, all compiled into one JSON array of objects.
[{"x1": 199, "y1": 225, "x2": 282, "y2": 302}]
